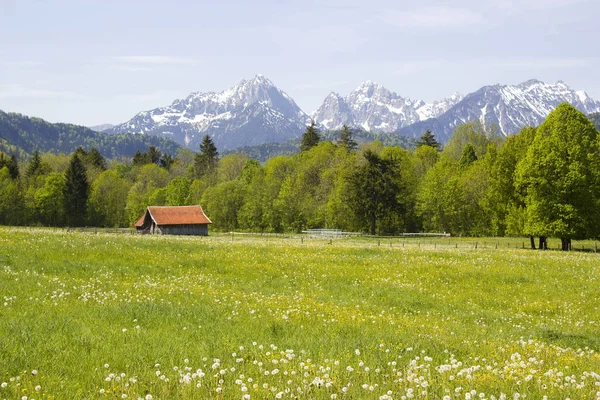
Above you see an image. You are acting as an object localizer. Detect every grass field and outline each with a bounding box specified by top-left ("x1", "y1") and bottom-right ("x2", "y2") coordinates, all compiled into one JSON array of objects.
[{"x1": 1, "y1": 228, "x2": 599, "y2": 399}]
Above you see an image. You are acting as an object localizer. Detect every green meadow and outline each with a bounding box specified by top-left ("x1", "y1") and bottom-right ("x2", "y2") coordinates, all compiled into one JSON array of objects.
[{"x1": 1, "y1": 228, "x2": 599, "y2": 399}]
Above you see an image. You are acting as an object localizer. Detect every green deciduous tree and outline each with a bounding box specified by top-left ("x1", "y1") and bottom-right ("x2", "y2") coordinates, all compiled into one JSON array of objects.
[
  {"x1": 88, "y1": 170, "x2": 130, "y2": 227},
  {"x1": 516, "y1": 103, "x2": 600, "y2": 250},
  {"x1": 0, "y1": 167, "x2": 24, "y2": 225},
  {"x1": 165, "y1": 177, "x2": 191, "y2": 206},
  {"x1": 35, "y1": 172, "x2": 66, "y2": 226}
]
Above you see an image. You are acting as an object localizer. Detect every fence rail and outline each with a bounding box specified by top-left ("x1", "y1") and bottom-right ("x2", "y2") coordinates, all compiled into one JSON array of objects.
[{"x1": 12, "y1": 226, "x2": 598, "y2": 254}]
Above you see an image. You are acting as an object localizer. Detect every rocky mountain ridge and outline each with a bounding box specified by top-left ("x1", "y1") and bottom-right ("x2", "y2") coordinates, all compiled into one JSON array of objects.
[{"x1": 106, "y1": 76, "x2": 600, "y2": 149}]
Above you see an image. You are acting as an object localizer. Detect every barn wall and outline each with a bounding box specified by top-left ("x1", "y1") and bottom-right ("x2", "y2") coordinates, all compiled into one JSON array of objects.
[{"x1": 158, "y1": 224, "x2": 209, "y2": 236}]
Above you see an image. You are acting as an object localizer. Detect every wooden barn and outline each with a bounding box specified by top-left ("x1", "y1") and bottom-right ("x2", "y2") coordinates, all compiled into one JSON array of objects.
[{"x1": 134, "y1": 205, "x2": 212, "y2": 236}]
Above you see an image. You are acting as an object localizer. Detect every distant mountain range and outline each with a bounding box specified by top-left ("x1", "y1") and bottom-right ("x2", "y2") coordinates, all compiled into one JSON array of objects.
[
  {"x1": 89, "y1": 123, "x2": 115, "y2": 132},
  {"x1": 398, "y1": 79, "x2": 600, "y2": 142},
  {"x1": 105, "y1": 75, "x2": 309, "y2": 151},
  {"x1": 103, "y1": 75, "x2": 600, "y2": 149},
  {"x1": 311, "y1": 81, "x2": 464, "y2": 132}
]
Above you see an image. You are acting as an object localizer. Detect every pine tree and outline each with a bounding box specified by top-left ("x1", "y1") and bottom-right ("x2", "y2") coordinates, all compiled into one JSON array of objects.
[
  {"x1": 0, "y1": 153, "x2": 19, "y2": 179},
  {"x1": 348, "y1": 150, "x2": 401, "y2": 235},
  {"x1": 416, "y1": 130, "x2": 440, "y2": 150},
  {"x1": 132, "y1": 150, "x2": 150, "y2": 166},
  {"x1": 194, "y1": 135, "x2": 219, "y2": 178},
  {"x1": 160, "y1": 153, "x2": 175, "y2": 170},
  {"x1": 7, "y1": 155, "x2": 19, "y2": 180},
  {"x1": 63, "y1": 153, "x2": 89, "y2": 226},
  {"x1": 87, "y1": 147, "x2": 106, "y2": 170},
  {"x1": 338, "y1": 125, "x2": 358, "y2": 152},
  {"x1": 26, "y1": 150, "x2": 42, "y2": 178},
  {"x1": 300, "y1": 121, "x2": 320, "y2": 152},
  {"x1": 148, "y1": 146, "x2": 161, "y2": 164}
]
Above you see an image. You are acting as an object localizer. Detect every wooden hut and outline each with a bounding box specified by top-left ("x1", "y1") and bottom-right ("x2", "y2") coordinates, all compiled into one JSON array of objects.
[{"x1": 134, "y1": 205, "x2": 212, "y2": 235}]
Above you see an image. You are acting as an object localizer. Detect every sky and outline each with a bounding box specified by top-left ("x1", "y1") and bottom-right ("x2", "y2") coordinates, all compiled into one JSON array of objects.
[{"x1": 0, "y1": 0, "x2": 598, "y2": 126}]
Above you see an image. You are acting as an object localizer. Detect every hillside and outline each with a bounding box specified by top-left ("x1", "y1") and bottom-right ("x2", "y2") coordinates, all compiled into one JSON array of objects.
[
  {"x1": 0, "y1": 111, "x2": 179, "y2": 159},
  {"x1": 224, "y1": 128, "x2": 416, "y2": 162}
]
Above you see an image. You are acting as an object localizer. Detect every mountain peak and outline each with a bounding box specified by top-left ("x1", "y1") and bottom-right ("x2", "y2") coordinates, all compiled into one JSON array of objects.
[
  {"x1": 519, "y1": 78, "x2": 543, "y2": 87},
  {"x1": 246, "y1": 74, "x2": 274, "y2": 86},
  {"x1": 107, "y1": 76, "x2": 307, "y2": 150},
  {"x1": 355, "y1": 80, "x2": 385, "y2": 92}
]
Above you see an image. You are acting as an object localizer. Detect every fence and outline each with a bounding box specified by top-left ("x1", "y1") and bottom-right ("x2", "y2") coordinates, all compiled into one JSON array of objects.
[{"x1": 35, "y1": 226, "x2": 599, "y2": 254}]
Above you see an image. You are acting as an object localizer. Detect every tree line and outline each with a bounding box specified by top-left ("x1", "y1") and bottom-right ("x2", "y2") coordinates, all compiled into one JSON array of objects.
[{"x1": 0, "y1": 103, "x2": 598, "y2": 249}]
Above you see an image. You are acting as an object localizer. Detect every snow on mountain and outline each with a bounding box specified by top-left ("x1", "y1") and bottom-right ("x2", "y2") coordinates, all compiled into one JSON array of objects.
[
  {"x1": 106, "y1": 75, "x2": 309, "y2": 151},
  {"x1": 311, "y1": 81, "x2": 463, "y2": 132},
  {"x1": 399, "y1": 79, "x2": 600, "y2": 143},
  {"x1": 107, "y1": 76, "x2": 600, "y2": 150}
]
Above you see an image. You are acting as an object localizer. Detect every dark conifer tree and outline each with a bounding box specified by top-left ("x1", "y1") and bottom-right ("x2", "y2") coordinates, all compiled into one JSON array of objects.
[
  {"x1": 7, "y1": 155, "x2": 19, "y2": 180},
  {"x1": 87, "y1": 147, "x2": 106, "y2": 170},
  {"x1": 416, "y1": 130, "x2": 440, "y2": 150},
  {"x1": 63, "y1": 153, "x2": 89, "y2": 226},
  {"x1": 338, "y1": 125, "x2": 358, "y2": 152},
  {"x1": 160, "y1": 153, "x2": 175, "y2": 170},
  {"x1": 195, "y1": 135, "x2": 219, "y2": 178},
  {"x1": 348, "y1": 150, "x2": 401, "y2": 235},
  {"x1": 26, "y1": 150, "x2": 42, "y2": 178},
  {"x1": 300, "y1": 121, "x2": 320, "y2": 152},
  {"x1": 132, "y1": 150, "x2": 151, "y2": 166},
  {"x1": 148, "y1": 146, "x2": 162, "y2": 164}
]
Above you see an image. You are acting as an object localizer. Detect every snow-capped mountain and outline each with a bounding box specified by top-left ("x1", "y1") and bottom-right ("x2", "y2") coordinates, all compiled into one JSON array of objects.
[
  {"x1": 106, "y1": 75, "x2": 309, "y2": 150},
  {"x1": 107, "y1": 76, "x2": 600, "y2": 150},
  {"x1": 311, "y1": 81, "x2": 463, "y2": 132},
  {"x1": 399, "y1": 79, "x2": 600, "y2": 142}
]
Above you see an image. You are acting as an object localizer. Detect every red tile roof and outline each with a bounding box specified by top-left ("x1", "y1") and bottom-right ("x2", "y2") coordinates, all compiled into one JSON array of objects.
[
  {"x1": 134, "y1": 206, "x2": 212, "y2": 227},
  {"x1": 134, "y1": 214, "x2": 145, "y2": 227}
]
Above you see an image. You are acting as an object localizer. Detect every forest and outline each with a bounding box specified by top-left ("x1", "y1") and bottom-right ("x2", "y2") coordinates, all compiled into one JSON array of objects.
[{"x1": 1, "y1": 103, "x2": 599, "y2": 249}]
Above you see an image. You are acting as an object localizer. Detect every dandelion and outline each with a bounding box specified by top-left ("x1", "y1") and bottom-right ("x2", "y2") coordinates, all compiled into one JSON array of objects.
[{"x1": 35, "y1": 385, "x2": 41, "y2": 391}]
